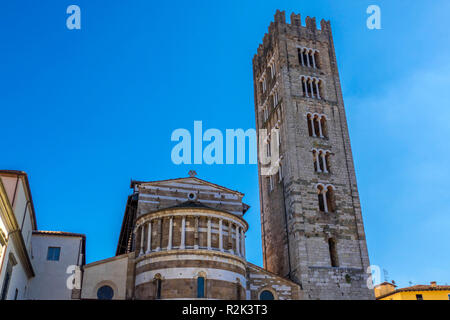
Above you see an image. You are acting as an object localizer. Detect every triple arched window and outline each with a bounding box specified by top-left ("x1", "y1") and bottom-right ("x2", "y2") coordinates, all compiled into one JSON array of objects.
[
  {"x1": 312, "y1": 149, "x2": 331, "y2": 173},
  {"x1": 307, "y1": 113, "x2": 327, "y2": 138},
  {"x1": 316, "y1": 184, "x2": 336, "y2": 213},
  {"x1": 301, "y1": 76, "x2": 323, "y2": 99},
  {"x1": 298, "y1": 47, "x2": 320, "y2": 69}
]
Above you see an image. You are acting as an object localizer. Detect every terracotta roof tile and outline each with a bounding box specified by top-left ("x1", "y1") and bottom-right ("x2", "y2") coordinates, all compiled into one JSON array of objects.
[{"x1": 33, "y1": 230, "x2": 85, "y2": 238}]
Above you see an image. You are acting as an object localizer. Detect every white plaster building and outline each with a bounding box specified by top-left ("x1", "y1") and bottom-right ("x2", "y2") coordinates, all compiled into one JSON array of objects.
[
  {"x1": 0, "y1": 170, "x2": 85, "y2": 300},
  {"x1": 27, "y1": 231, "x2": 85, "y2": 300}
]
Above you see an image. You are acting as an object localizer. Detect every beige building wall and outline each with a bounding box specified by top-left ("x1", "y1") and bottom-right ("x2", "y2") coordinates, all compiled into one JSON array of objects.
[{"x1": 81, "y1": 254, "x2": 131, "y2": 300}]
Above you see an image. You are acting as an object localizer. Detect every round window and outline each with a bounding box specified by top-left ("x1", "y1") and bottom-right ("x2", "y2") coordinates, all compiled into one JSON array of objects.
[
  {"x1": 97, "y1": 285, "x2": 114, "y2": 300},
  {"x1": 259, "y1": 290, "x2": 275, "y2": 300},
  {"x1": 188, "y1": 192, "x2": 197, "y2": 200}
]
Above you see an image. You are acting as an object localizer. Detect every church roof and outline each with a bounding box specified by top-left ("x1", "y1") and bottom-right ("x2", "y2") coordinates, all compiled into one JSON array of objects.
[{"x1": 130, "y1": 176, "x2": 244, "y2": 197}]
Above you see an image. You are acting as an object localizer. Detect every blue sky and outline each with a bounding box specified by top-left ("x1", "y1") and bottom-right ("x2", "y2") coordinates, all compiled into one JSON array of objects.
[{"x1": 1, "y1": 0, "x2": 449, "y2": 288}]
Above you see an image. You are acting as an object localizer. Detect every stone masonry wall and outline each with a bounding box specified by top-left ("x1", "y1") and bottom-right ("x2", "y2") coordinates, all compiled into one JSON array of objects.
[
  {"x1": 253, "y1": 10, "x2": 374, "y2": 300},
  {"x1": 246, "y1": 263, "x2": 302, "y2": 300}
]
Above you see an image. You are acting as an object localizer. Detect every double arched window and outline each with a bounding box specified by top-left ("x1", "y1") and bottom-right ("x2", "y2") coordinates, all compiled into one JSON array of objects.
[{"x1": 316, "y1": 184, "x2": 336, "y2": 213}]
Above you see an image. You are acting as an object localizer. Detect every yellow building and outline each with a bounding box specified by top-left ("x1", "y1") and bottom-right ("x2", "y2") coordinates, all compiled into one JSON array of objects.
[{"x1": 375, "y1": 281, "x2": 450, "y2": 300}]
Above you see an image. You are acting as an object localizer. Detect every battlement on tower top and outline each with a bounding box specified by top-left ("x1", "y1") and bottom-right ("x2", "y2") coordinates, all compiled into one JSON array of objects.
[{"x1": 253, "y1": 10, "x2": 332, "y2": 74}]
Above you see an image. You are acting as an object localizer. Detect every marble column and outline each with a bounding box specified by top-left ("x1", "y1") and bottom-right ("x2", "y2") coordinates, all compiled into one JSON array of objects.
[
  {"x1": 180, "y1": 216, "x2": 186, "y2": 249},
  {"x1": 139, "y1": 226, "x2": 144, "y2": 256},
  {"x1": 207, "y1": 218, "x2": 212, "y2": 250},
  {"x1": 235, "y1": 226, "x2": 240, "y2": 256},
  {"x1": 167, "y1": 217, "x2": 173, "y2": 250},
  {"x1": 146, "y1": 221, "x2": 152, "y2": 254},
  {"x1": 219, "y1": 219, "x2": 223, "y2": 251}
]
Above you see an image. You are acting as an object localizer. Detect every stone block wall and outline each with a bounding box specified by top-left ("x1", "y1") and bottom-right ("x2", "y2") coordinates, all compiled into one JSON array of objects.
[
  {"x1": 253, "y1": 10, "x2": 374, "y2": 300},
  {"x1": 246, "y1": 263, "x2": 302, "y2": 300}
]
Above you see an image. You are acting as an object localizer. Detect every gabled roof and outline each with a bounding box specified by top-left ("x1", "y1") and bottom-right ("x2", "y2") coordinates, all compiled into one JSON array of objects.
[
  {"x1": 130, "y1": 176, "x2": 244, "y2": 197},
  {"x1": 397, "y1": 284, "x2": 450, "y2": 292}
]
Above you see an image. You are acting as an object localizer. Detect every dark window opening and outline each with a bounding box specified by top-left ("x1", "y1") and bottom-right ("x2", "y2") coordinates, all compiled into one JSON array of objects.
[
  {"x1": 259, "y1": 290, "x2": 275, "y2": 300},
  {"x1": 313, "y1": 118, "x2": 321, "y2": 137},
  {"x1": 1, "y1": 260, "x2": 14, "y2": 300},
  {"x1": 314, "y1": 52, "x2": 320, "y2": 69},
  {"x1": 307, "y1": 115, "x2": 313, "y2": 136},
  {"x1": 318, "y1": 192, "x2": 325, "y2": 212},
  {"x1": 326, "y1": 187, "x2": 336, "y2": 212},
  {"x1": 325, "y1": 154, "x2": 331, "y2": 172},
  {"x1": 320, "y1": 117, "x2": 327, "y2": 138},
  {"x1": 328, "y1": 238, "x2": 339, "y2": 267},
  {"x1": 47, "y1": 247, "x2": 61, "y2": 261},
  {"x1": 318, "y1": 153, "x2": 324, "y2": 172},
  {"x1": 297, "y1": 48, "x2": 302, "y2": 65},
  {"x1": 313, "y1": 152, "x2": 318, "y2": 171},
  {"x1": 197, "y1": 277, "x2": 205, "y2": 298},
  {"x1": 312, "y1": 81, "x2": 318, "y2": 96},
  {"x1": 97, "y1": 285, "x2": 114, "y2": 300},
  {"x1": 156, "y1": 278, "x2": 162, "y2": 299}
]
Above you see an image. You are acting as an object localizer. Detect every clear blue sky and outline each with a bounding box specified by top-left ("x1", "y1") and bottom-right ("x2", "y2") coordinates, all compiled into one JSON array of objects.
[{"x1": 1, "y1": 0, "x2": 449, "y2": 288}]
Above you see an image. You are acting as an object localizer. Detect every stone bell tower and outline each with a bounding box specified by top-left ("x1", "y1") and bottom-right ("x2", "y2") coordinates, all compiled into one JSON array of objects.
[{"x1": 253, "y1": 10, "x2": 374, "y2": 299}]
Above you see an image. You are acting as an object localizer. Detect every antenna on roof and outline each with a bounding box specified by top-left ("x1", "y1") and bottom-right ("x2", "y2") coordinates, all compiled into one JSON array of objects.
[{"x1": 383, "y1": 269, "x2": 389, "y2": 282}]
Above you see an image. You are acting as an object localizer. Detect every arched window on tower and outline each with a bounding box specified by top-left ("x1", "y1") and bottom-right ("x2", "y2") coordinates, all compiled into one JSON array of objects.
[
  {"x1": 326, "y1": 186, "x2": 336, "y2": 213},
  {"x1": 154, "y1": 274, "x2": 162, "y2": 300},
  {"x1": 320, "y1": 116, "x2": 328, "y2": 138},
  {"x1": 328, "y1": 238, "x2": 339, "y2": 267},
  {"x1": 314, "y1": 51, "x2": 320, "y2": 69},
  {"x1": 197, "y1": 276, "x2": 205, "y2": 298},
  {"x1": 307, "y1": 114, "x2": 313, "y2": 137},
  {"x1": 317, "y1": 185, "x2": 336, "y2": 213},
  {"x1": 313, "y1": 116, "x2": 321, "y2": 137},
  {"x1": 317, "y1": 185, "x2": 325, "y2": 212},
  {"x1": 318, "y1": 151, "x2": 325, "y2": 172},
  {"x1": 307, "y1": 114, "x2": 327, "y2": 139},
  {"x1": 325, "y1": 152, "x2": 331, "y2": 173},
  {"x1": 313, "y1": 150, "x2": 331, "y2": 173}
]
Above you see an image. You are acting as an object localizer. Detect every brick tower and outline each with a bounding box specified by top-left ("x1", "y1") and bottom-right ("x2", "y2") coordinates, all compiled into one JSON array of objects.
[{"x1": 253, "y1": 11, "x2": 374, "y2": 299}]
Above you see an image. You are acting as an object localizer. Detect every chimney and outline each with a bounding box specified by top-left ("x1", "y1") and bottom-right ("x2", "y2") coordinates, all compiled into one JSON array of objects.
[{"x1": 430, "y1": 281, "x2": 437, "y2": 287}]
